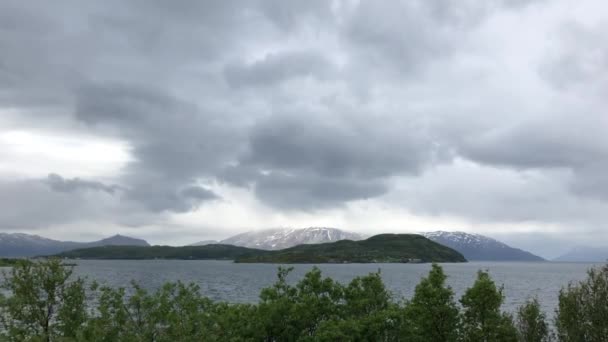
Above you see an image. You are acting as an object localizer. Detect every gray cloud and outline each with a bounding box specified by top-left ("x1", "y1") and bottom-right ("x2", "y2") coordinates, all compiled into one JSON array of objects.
[
  {"x1": 457, "y1": 115, "x2": 608, "y2": 170},
  {"x1": 539, "y1": 21, "x2": 608, "y2": 91},
  {"x1": 224, "y1": 51, "x2": 334, "y2": 89}
]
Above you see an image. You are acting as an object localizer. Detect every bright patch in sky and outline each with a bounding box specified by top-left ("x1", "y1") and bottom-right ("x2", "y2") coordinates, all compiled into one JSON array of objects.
[{"x1": 0, "y1": 130, "x2": 131, "y2": 179}]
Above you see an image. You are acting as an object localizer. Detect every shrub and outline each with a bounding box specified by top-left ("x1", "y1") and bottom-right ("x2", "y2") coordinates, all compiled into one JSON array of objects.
[
  {"x1": 555, "y1": 264, "x2": 608, "y2": 342},
  {"x1": 0, "y1": 258, "x2": 87, "y2": 341},
  {"x1": 516, "y1": 297, "x2": 550, "y2": 342}
]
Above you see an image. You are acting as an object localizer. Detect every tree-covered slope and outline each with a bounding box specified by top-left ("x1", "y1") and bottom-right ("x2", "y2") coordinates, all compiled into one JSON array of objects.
[
  {"x1": 54, "y1": 234, "x2": 466, "y2": 263},
  {"x1": 235, "y1": 234, "x2": 466, "y2": 263},
  {"x1": 54, "y1": 244, "x2": 267, "y2": 260}
]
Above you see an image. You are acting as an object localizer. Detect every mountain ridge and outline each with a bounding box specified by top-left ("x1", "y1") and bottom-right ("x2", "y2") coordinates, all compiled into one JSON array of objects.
[
  {"x1": 0, "y1": 233, "x2": 149, "y2": 257},
  {"x1": 554, "y1": 246, "x2": 608, "y2": 262},
  {"x1": 421, "y1": 231, "x2": 544, "y2": 261}
]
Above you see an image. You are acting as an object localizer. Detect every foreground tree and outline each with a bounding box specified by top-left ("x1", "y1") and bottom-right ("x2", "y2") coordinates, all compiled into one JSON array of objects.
[
  {"x1": 555, "y1": 264, "x2": 608, "y2": 342},
  {"x1": 0, "y1": 259, "x2": 87, "y2": 341},
  {"x1": 81, "y1": 281, "x2": 221, "y2": 342},
  {"x1": 257, "y1": 267, "x2": 344, "y2": 341},
  {"x1": 460, "y1": 270, "x2": 518, "y2": 342},
  {"x1": 406, "y1": 263, "x2": 460, "y2": 342},
  {"x1": 516, "y1": 298, "x2": 550, "y2": 342},
  {"x1": 316, "y1": 271, "x2": 403, "y2": 341}
]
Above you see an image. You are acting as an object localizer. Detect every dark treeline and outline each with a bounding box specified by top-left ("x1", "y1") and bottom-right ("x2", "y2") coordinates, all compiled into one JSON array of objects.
[{"x1": 0, "y1": 260, "x2": 607, "y2": 341}]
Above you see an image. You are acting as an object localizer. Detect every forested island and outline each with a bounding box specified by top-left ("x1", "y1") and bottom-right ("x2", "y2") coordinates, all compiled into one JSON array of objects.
[
  {"x1": 53, "y1": 234, "x2": 466, "y2": 263},
  {"x1": 235, "y1": 234, "x2": 466, "y2": 263},
  {"x1": 54, "y1": 244, "x2": 262, "y2": 260}
]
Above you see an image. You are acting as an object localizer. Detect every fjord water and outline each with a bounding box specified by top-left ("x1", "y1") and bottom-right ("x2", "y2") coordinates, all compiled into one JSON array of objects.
[{"x1": 70, "y1": 260, "x2": 599, "y2": 314}]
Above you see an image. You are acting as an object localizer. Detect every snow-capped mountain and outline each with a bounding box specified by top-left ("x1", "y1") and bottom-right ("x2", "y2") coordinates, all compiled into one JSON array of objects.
[
  {"x1": 421, "y1": 231, "x2": 544, "y2": 261},
  {"x1": 554, "y1": 246, "x2": 608, "y2": 262},
  {"x1": 220, "y1": 227, "x2": 364, "y2": 250},
  {"x1": 0, "y1": 233, "x2": 149, "y2": 257}
]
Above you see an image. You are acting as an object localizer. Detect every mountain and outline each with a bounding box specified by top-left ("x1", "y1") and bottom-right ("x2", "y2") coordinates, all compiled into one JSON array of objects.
[
  {"x1": 421, "y1": 231, "x2": 544, "y2": 261},
  {"x1": 91, "y1": 235, "x2": 149, "y2": 247},
  {"x1": 554, "y1": 246, "x2": 608, "y2": 262},
  {"x1": 220, "y1": 227, "x2": 364, "y2": 250},
  {"x1": 0, "y1": 233, "x2": 150, "y2": 257},
  {"x1": 235, "y1": 234, "x2": 466, "y2": 263},
  {"x1": 189, "y1": 240, "x2": 219, "y2": 246},
  {"x1": 54, "y1": 234, "x2": 466, "y2": 263}
]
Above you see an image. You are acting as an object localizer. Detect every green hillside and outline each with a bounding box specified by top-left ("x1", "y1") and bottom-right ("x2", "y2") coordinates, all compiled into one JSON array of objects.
[
  {"x1": 236, "y1": 234, "x2": 466, "y2": 263},
  {"x1": 0, "y1": 258, "x2": 31, "y2": 267},
  {"x1": 54, "y1": 244, "x2": 267, "y2": 260}
]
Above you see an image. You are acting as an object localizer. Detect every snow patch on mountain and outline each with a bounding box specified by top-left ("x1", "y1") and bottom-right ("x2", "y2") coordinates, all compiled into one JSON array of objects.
[{"x1": 220, "y1": 227, "x2": 364, "y2": 250}]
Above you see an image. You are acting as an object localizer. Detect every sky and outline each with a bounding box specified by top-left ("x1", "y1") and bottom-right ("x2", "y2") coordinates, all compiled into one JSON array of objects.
[{"x1": 0, "y1": 0, "x2": 606, "y2": 258}]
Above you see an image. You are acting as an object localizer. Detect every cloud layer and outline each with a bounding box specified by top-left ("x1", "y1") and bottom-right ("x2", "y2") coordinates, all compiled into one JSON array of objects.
[{"x1": 0, "y1": 0, "x2": 607, "y2": 255}]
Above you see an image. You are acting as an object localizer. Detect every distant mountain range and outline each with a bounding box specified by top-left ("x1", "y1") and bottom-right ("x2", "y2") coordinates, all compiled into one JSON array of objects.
[
  {"x1": 0, "y1": 233, "x2": 149, "y2": 257},
  {"x1": 200, "y1": 228, "x2": 544, "y2": 261},
  {"x1": 204, "y1": 227, "x2": 365, "y2": 250},
  {"x1": 55, "y1": 234, "x2": 466, "y2": 263},
  {"x1": 0, "y1": 228, "x2": 548, "y2": 262},
  {"x1": 421, "y1": 231, "x2": 545, "y2": 261},
  {"x1": 554, "y1": 246, "x2": 608, "y2": 262},
  {"x1": 191, "y1": 228, "x2": 545, "y2": 261}
]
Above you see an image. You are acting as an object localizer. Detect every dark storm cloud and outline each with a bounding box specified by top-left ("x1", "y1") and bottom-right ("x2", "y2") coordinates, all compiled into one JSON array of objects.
[
  {"x1": 217, "y1": 111, "x2": 442, "y2": 208},
  {"x1": 254, "y1": 172, "x2": 387, "y2": 210},
  {"x1": 75, "y1": 82, "x2": 228, "y2": 212},
  {"x1": 45, "y1": 173, "x2": 122, "y2": 195},
  {"x1": 126, "y1": 181, "x2": 219, "y2": 213},
  {"x1": 241, "y1": 112, "x2": 436, "y2": 178}
]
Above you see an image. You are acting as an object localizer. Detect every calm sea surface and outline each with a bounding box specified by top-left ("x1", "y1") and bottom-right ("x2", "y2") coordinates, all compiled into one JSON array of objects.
[{"x1": 57, "y1": 260, "x2": 603, "y2": 315}]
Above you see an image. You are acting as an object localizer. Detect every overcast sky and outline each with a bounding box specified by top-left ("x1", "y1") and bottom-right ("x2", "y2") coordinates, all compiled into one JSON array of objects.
[{"x1": 0, "y1": 0, "x2": 606, "y2": 258}]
